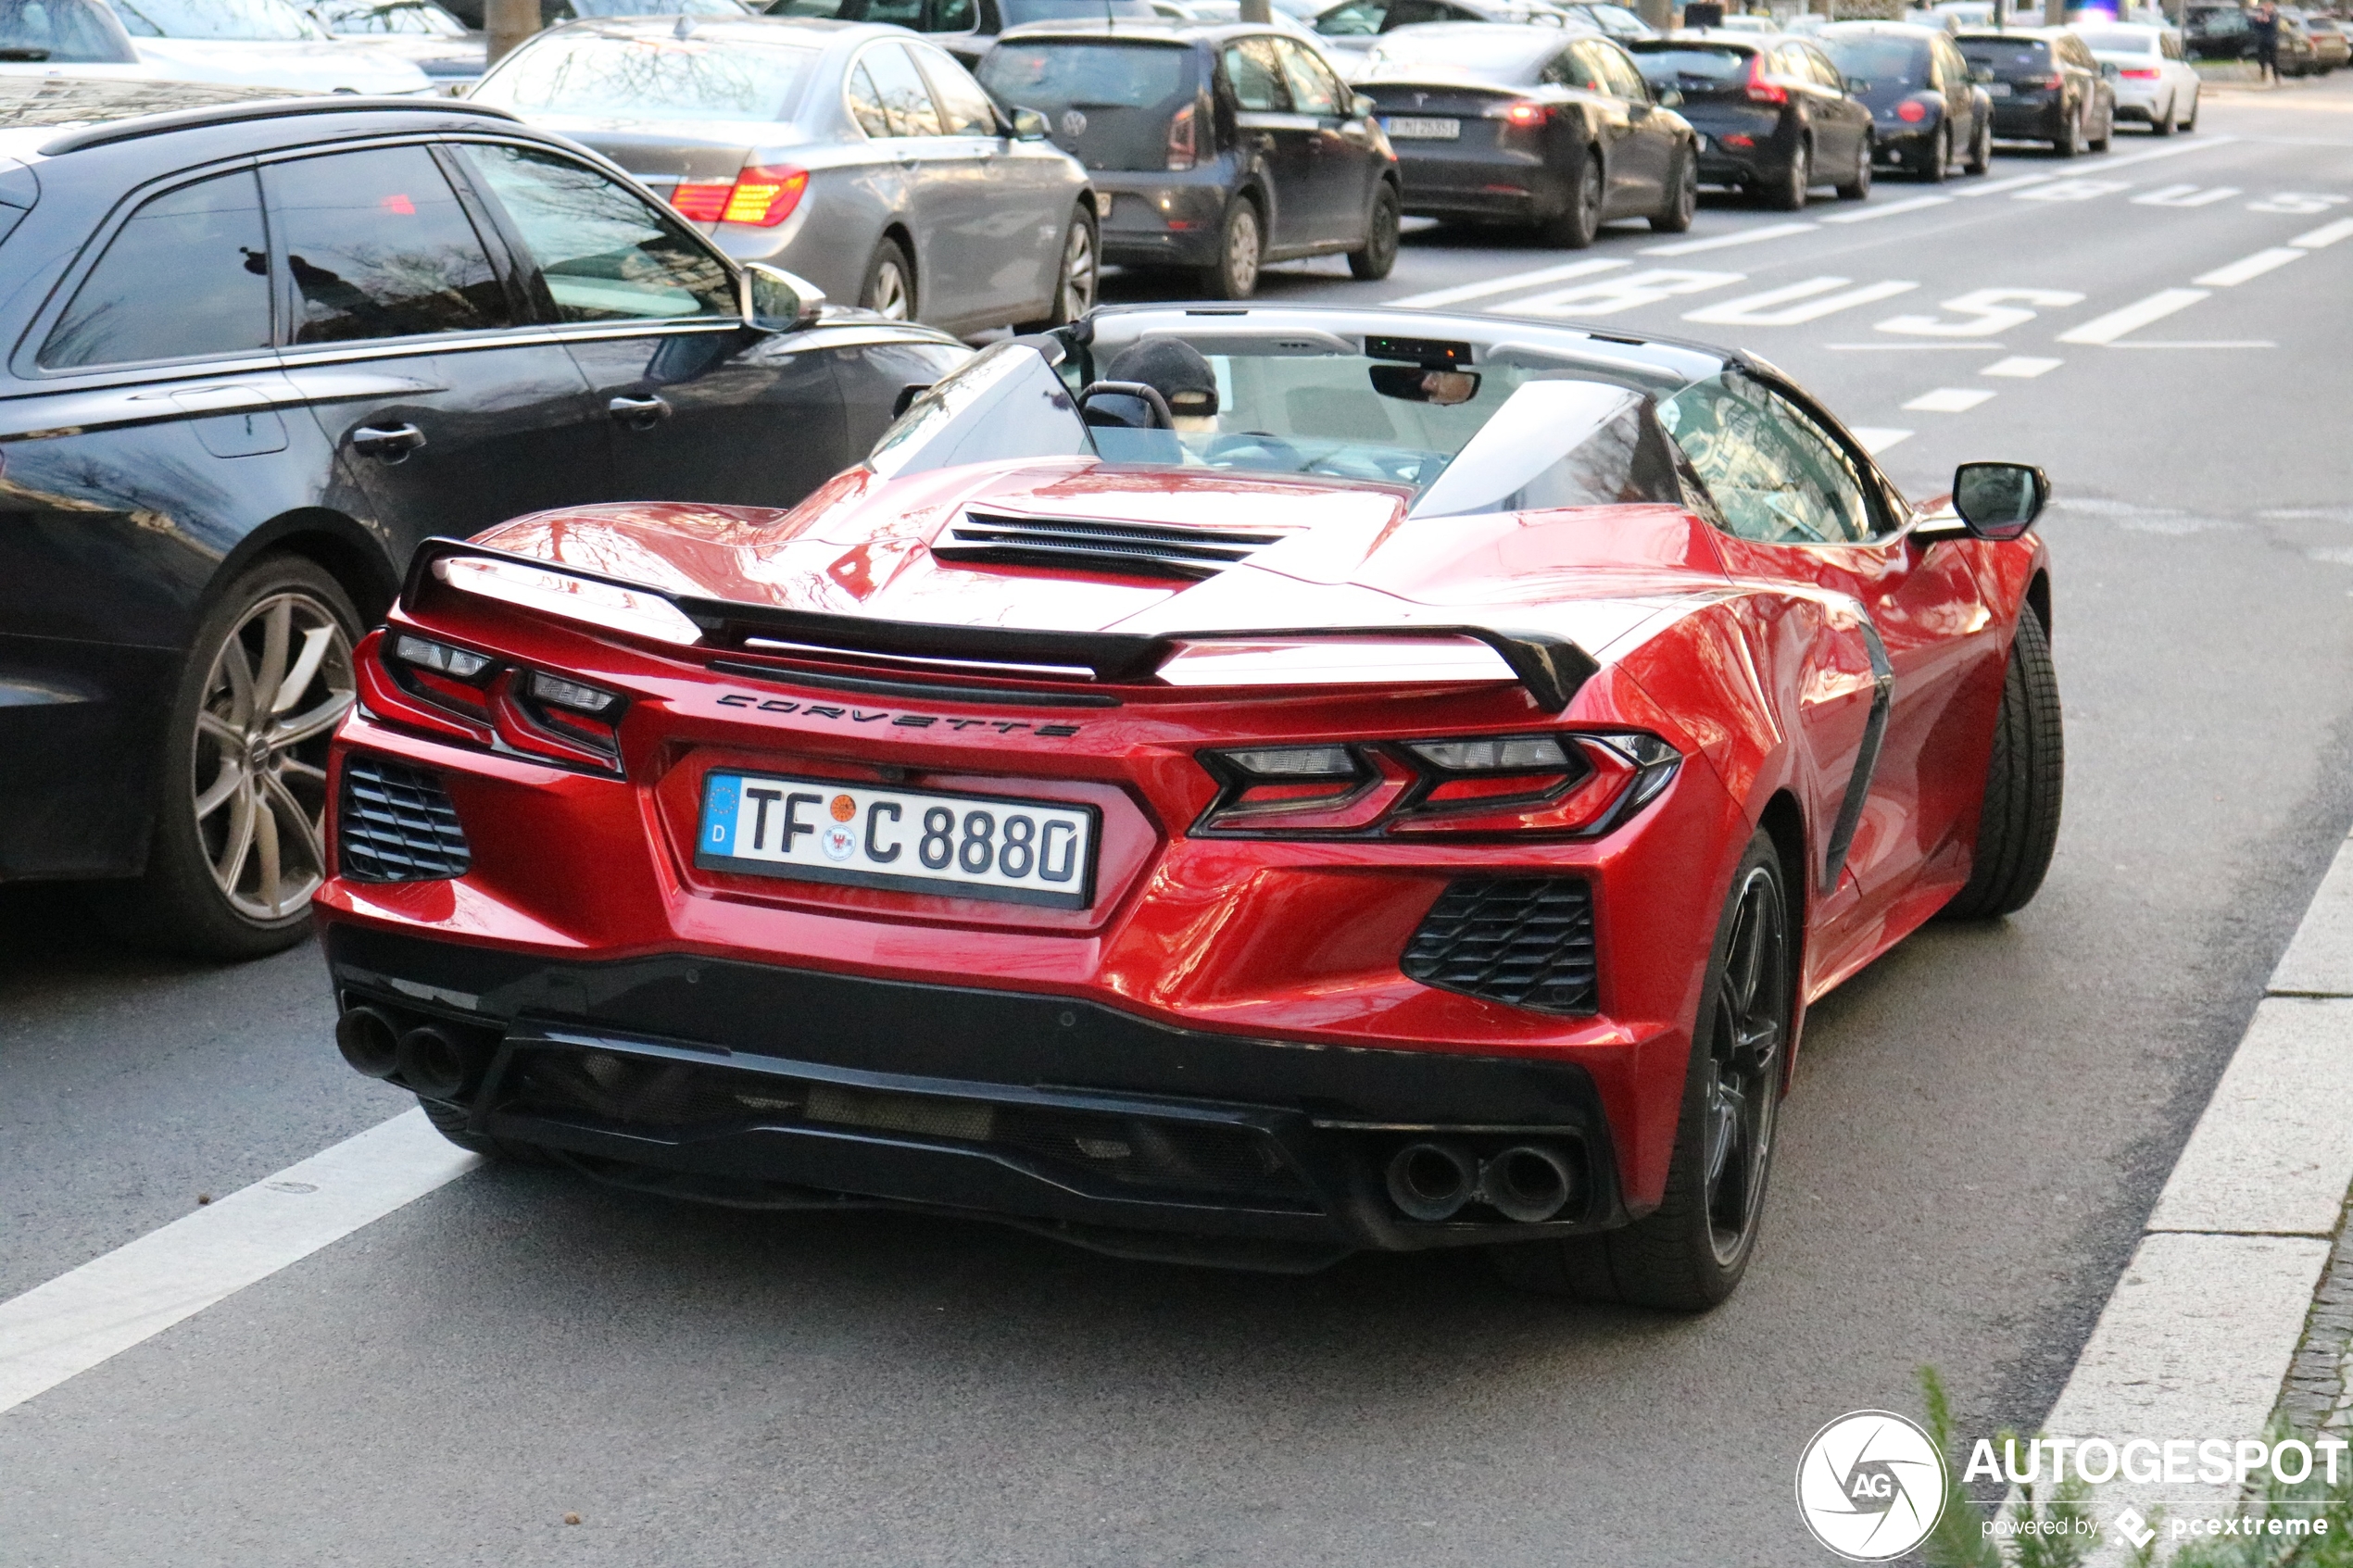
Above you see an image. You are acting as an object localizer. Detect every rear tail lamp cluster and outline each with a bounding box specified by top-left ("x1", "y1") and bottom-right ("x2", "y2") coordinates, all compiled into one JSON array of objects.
[
  {"x1": 1497, "y1": 100, "x2": 1549, "y2": 127},
  {"x1": 1744, "y1": 58, "x2": 1789, "y2": 104},
  {"x1": 670, "y1": 163, "x2": 809, "y2": 228},
  {"x1": 1195, "y1": 732, "x2": 1680, "y2": 837},
  {"x1": 2119, "y1": 66, "x2": 2161, "y2": 78},
  {"x1": 368, "y1": 632, "x2": 627, "y2": 772},
  {"x1": 1167, "y1": 102, "x2": 1198, "y2": 170},
  {"x1": 1895, "y1": 97, "x2": 1931, "y2": 122}
]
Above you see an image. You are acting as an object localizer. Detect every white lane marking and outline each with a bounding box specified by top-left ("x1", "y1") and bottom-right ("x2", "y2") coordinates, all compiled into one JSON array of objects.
[
  {"x1": 2014, "y1": 179, "x2": 2133, "y2": 204},
  {"x1": 2292, "y1": 216, "x2": 2353, "y2": 248},
  {"x1": 2055, "y1": 286, "x2": 2209, "y2": 345},
  {"x1": 1387, "y1": 258, "x2": 1625, "y2": 309},
  {"x1": 1639, "y1": 221, "x2": 1815, "y2": 257},
  {"x1": 1496, "y1": 268, "x2": 1743, "y2": 318},
  {"x1": 1848, "y1": 427, "x2": 1913, "y2": 454},
  {"x1": 0, "y1": 1110, "x2": 476, "y2": 1415},
  {"x1": 1873, "y1": 287, "x2": 2084, "y2": 338},
  {"x1": 1955, "y1": 172, "x2": 2057, "y2": 198},
  {"x1": 1818, "y1": 194, "x2": 1953, "y2": 224},
  {"x1": 2248, "y1": 192, "x2": 2348, "y2": 214},
  {"x1": 1982, "y1": 356, "x2": 2063, "y2": 377},
  {"x1": 1826, "y1": 342, "x2": 2010, "y2": 350},
  {"x1": 2132, "y1": 182, "x2": 2242, "y2": 207},
  {"x1": 2146, "y1": 1000, "x2": 2353, "y2": 1236},
  {"x1": 2106, "y1": 339, "x2": 2275, "y2": 349},
  {"x1": 1902, "y1": 387, "x2": 1995, "y2": 412},
  {"x1": 2195, "y1": 246, "x2": 2307, "y2": 286},
  {"x1": 1680, "y1": 277, "x2": 1915, "y2": 326},
  {"x1": 2095, "y1": 133, "x2": 2239, "y2": 170}
]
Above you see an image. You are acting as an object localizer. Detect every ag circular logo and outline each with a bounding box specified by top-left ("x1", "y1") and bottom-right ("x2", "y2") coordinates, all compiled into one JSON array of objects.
[{"x1": 1794, "y1": 1410, "x2": 1945, "y2": 1562}]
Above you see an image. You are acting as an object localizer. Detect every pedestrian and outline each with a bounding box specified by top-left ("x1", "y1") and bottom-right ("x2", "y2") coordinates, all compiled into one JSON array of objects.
[{"x1": 2250, "y1": 0, "x2": 2282, "y2": 84}]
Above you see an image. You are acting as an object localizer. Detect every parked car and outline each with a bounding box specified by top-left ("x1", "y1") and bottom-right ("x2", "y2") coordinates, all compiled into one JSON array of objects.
[
  {"x1": 1280, "y1": 0, "x2": 1574, "y2": 70},
  {"x1": 1358, "y1": 25, "x2": 1697, "y2": 239},
  {"x1": 0, "y1": 0, "x2": 158, "y2": 75},
  {"x1": 315, "y1": 301, "x2": 2060, "y2": 1307},
  {"x1": 1710, "y1": 11, "x2": 1778, "y2": 34},
  {"x1": 103, "y1": 0, "x2": 436, "y2": 91},
  {"x1": 436, "y1": 0, "x2": 748, "y2": 25},
  {"x1": 2070, "y1": 19, "x2": 2198, "y2": 132},
  {"x1": 2304, "y1": 13, "x2": 2352, "y2": 68},
  {"x1": 2182, "y1": 1, "x2": 2251, "y2": 57},
  {"x1": 0, "y1": 79, "x2": 971, "y2": 957},
  {"x1": 758, "y1": 0, "x2": 1158, "y2": 69},
  {"x1": 1818, "y1": 19, "x2": 1992, "y2": 180},
  {"x1": 469, "y1": 17, "x2": 1098, "y2": 332},
  {"x1": 2282, "y1": 7, "x2": 2346, "y2": 69},
  {"x1": 308, "y1": 0, "x2": 484, "y2": 87},
  {"x1": 1628, "y1": 32, "x2": 1871, "y2": 207},
  {"x1": 976, "y1": 20, "x2": 1399, "y2": 295},
  {"x1": 1955, "y1": 27, "x2": 2112, "y2": 156}
]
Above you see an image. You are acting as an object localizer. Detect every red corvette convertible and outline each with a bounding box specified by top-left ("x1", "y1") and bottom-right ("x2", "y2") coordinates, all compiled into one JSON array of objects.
[{"x1": 317, "y1": 305, "x2": 2059, "y2": 1310}]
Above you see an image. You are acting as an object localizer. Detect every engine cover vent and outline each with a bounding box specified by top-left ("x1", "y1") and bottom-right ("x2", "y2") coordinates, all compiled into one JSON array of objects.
[{"x1": 933, "y1": 510, "x2": 1286, "y2": 581}]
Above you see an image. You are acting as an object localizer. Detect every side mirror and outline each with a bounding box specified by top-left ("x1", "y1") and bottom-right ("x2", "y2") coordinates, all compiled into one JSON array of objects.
[
  {"x1": 1350, "y1": 89, "x2": 1378, "y2": 118},
  {"x1": 1844, "y1": 74, "x2": 1870, "y2": 91},
  {"x1": 740, "y1": 261, "x2": 823, "y2": 332},
  {"x1": 1950, "y1": 460, "x2": 2047, "y2": 539},
  {"x1": 1970, "y1": 63, "x2": 1994, "y2": 81},
  {"x1": 1011, "y1": 106, "x2": 1051, "y2": 140},
  {"x1": 2100, "y1": 60, "x2": 2120, "y2": 77},
  {"x1": 1658, "y1": 85, "x2": 1684, "y2": 106}
]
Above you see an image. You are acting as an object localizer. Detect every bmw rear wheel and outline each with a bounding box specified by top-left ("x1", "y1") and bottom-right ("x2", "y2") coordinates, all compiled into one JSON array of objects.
[
  {"x1": 860, "y1": 238, "x2": 916, "y2": 320},
  {"x1": 1491, "y1": 830, "x2": 1792, "y2": 1311},
  {"x1": 1651, "y1": 151, "x2": 1698, "y2": 232},
  {"x1": 1348, "y1": 181, "x2": 1402, "y2": 279},
  {"x1": 1539, "y1": 150, "x2": 1604, "y2": 247},
  {"x1": 1199, "y1": 196, "x2": 1263, "y2": 299}
]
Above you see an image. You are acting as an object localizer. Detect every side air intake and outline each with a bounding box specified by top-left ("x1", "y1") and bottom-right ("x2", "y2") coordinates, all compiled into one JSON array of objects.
[{"x1": 1400, "y1": 876, "x2": 1597, "y2": 1016}]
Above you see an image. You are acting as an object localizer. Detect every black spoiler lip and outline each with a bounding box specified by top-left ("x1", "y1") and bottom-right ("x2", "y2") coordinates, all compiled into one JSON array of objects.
[{"x1": 402, "y1": 536, "x2": 1602, "y2": 713}]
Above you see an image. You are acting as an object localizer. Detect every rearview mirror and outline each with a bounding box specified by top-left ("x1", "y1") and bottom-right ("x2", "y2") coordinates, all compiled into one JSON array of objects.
[
  {"x1": 1011, "y1": 106, "x2": 1051, "y2": 140},
  {"x1": 1951, "y1": 461, "x2": 2047, "y2": 539},
  {"x1": 1369, "y1": 363, "x2": 1481, "y2": 405},
  {"x1": 740, "y1": 262, "x2": 823, "y2": 332}
]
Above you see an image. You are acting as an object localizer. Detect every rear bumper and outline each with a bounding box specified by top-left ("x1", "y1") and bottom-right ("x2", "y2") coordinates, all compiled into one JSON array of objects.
[
  {"x1": 1094, "y1": 169, "x2": 1238, "y2": 269},
  {"x1": 1393, "y1": 145, "x2": 1572, "y2": 221},
  {"x1": 324, "y1": 923, "x2": 1629, "y2": 1270},
  {"x1": 1990, "y1": 98, "x2": 2068, "y2": 139}
]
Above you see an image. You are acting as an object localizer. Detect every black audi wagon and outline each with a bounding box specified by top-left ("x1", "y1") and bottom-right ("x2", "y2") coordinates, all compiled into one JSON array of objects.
[{"x1": 0, "y1": 80, "x2": 969, "y2": 958}]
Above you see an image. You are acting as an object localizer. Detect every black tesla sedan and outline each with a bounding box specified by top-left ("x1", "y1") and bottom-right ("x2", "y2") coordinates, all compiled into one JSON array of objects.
[
  {"x1": 1818, "y1": 20, "x2": 1994, "y2": 181},
  {"x1": 1354, "y1": 23, "x2": 1700, "y2": 245},
  {"x1": 1626, "y1": 32, "x2": 1871, "y2": 209},
  {"x1": 1955, "y1": 27, "x2": 2116, "y2": 155},
  {"x1": 0, "y1": 80, "x2": 970, "y2": 959}
]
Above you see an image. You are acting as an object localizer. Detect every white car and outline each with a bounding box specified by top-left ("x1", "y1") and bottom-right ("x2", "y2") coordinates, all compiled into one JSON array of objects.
[
  {"x1": 2070, "y1": 19, "x2": 2197, "y2": 133},
  {"x1": 1, "y1": 0, "x2": 159, "y2": 76},
  {"x1": 106, "y1": 0, "x2": 434, "y2": 93}
]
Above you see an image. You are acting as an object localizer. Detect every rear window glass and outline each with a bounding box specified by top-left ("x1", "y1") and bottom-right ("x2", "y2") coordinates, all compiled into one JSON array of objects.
[
  {"x1": 107, "y1": 0, "x2": 320, "y2": 36},
  {"x1": 472, "y1": 33, "x2": 816, "y2": 119},
  {"x1": 1365, "y1": 29, "x2": 1553, "y2": 72},
  {"x1": 1956, "y1": 36, "x2": 2050, "y2": 70},
  {"x1": 1628, "y1": 44, "x2": 1749, "y2": 82},
  {"x1": 2074, "y1": 26, "x2": 2156, "y2": 49},
  {"x1": 2, "y1": 0, "x2": 136, "y2": 60},
  {"x1": 996, "y1": 0, "x2": 1154, "y2": 22},
  {"x1": 977, "y1": 41, "x2": 1193, "y2": 107},
  {"x1": 1818, "y1": 35, "x2": 1925, "y2": 84}
]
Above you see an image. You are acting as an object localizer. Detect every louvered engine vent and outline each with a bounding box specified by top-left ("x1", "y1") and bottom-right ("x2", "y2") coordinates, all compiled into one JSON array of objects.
[
  {"x1": 1400, "y1": 877, "x2": 1597, "y2": 1017},
  {"x1": 932, "y1": 510, "x2": 1285, "y2": 580},
  {"x1": 338, "y1": 756, "x2": 471, "y2": 883}
]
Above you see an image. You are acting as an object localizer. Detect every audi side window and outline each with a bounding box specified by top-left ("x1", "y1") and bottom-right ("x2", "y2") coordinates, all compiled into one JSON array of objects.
[
  {"x1": 1657, "y1": 374, "x2": 1874, "y2": 546},
  {"x1": 263, "y1": 145, "x2": 509, "y2": 345},
  {"x1": 43, "y1": 169, "x2": 271, "y2": 369},
  {"x1": 454, "y1": 143, "x2": 735, "y2": 323},
  {"x1": 1221, "y1": 37, "x2": 1288, "y2": 108}
]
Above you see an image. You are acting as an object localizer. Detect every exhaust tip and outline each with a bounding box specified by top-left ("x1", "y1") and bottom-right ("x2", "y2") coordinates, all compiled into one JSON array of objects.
[
  {"x1": 396, "y1": 1023, "x2": 480, "y2": 1103},
  {"x1": 1385, "y1": 1141, "x2": 1477, "y2": 1222},
  {"x1": 333, "y1": 1006, "x2": 403, "y2": 1079},
  {"x1": 1482, "y1": 1144, "x2": 1578, "y2": 1223}
]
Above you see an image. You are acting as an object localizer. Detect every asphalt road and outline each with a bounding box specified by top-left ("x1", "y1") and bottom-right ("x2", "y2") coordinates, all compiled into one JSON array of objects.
[{"x1": 8, "y1": 78, "x2": 2353, "y2": 1567}]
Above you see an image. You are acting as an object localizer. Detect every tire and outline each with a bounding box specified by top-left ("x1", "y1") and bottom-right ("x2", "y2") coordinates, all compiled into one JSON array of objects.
[
  {"x1": 859, "y1": 236, "x2": 915, "y2": 320},
  {"x1": 1762, "y1": 138, "x2": 1811, "y2": 210},
  {"x1": 1014, "y1": 206, "x2": 1098, "y2": 332},
  {"x1": 1834, "y1": 136, "x2": 1871, "y2": 201},
  {"x1": 86, "y1": 555, "x2": 359, "y2": 960},
  {"x1": 419, "y1": 1095, "x2": 552, "y2": 1163},
  {"x1": 1919, "y1": 122, "x2": 1949, "y2": 183},
  {"x1": 2183, "y1": 90, "x2": 2199, "y2": 132},
  {"x1": 2053, "y1": 105, "x2": 2080, "y2": 157},
  {"x1": 1940, "y1": 607, "x2": 2063, "y2": 921},
  {"x1": 1650, "y1": 150, "x2": 1698, "y2": 232},
  {"x1": 2088, "y1": 104, "x2": 2111, "y2": 153},
  {"x1": 1348, "y1": 181, "x2": 1402, "y2": 280},
  {"x1": 2152, "y1": 94, "x2": 2176, "y2": 135},
  {"x1": 1197, "y1": 195, "x2": 1263, "y2": 299},
  {"x1": 1538, "y1": 150, "x2": 1604, "y2": 246},
  {"x1": 1491, "y1": 829, "x2": 1792, "y2": 1311},
  {"x1": 1964, "y1": 114, "x2": 1992, "y2": 175}
]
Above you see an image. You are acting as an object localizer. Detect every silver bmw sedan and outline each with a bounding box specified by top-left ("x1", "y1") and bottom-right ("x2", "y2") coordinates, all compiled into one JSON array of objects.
[{"x1": 469, "y1": 14, "x2": 1099, "y2": 334}]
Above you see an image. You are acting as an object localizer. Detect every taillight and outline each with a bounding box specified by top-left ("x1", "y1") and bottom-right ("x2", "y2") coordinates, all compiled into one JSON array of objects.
[
  {"x1": 2119, "y1": 66, "x2": 2160, "y2": 78},
  {"x1": 669, "y1": 163, "x2": 809, "y2": 228},
  {"x1": 1504, "y1": 99, "x2": 1549, "y2": 127},
  {"x1": 1167, "y1": 101, "x2": 1197, "y2": 170},
  {"x1": 2021, "y1": 72, "x2": 2063, "y2": 88},
  {"x1": 371, "y1": 631, "x2": 628, "y2": 772},
  {"x1": 1744, "y1": 58, "x2": 1788, "y2": 105},
  {"x1": 1896, "y1": 98, "x2": 1930, "y2": 122}
]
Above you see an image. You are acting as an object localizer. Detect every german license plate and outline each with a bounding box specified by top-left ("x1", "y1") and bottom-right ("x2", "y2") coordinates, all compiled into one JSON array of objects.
[
  {"x1": 697, "y1": 771, "x2": 1098, "y2": 909},
  {"x1": 1984, "y1": 82, "x2": 2012, "y2": 95},
  {"x1": 1383, "y1": 116, "x2": 1461, "y2": 140}
]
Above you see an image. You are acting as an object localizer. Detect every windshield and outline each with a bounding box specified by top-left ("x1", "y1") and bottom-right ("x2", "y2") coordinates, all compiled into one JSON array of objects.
[
  {"x1": 1957, "y1": 36, "x2": 2050, "y2": 70},
  {"x1": 1818, "y1": 35, "x2": 1924, "y2": 82},
  {"x1": 108, "y1": 0, "x2": 321, "y2": 38},
  {"x1": 976, "y1": 42, "x2": 1193, "y2": 107},
  {"x1": 313, "y1": 0, "x2": 465, "y2": 31},
  {"x1": 996, "y1": 0, "x2": 1155, "y2": 23},
  {"x1": 2073, "y1": 25, "x2": 2156, "y2": 48},
  {"x1": 2, "y1": 0, "x2": 137, "y2": 58},
  {"x1": 472, "y1": 32, "x2": 815, "y2": 119},
  {"x1": 1629, "y1": 42, "x2": 1751, "y2": 82}
]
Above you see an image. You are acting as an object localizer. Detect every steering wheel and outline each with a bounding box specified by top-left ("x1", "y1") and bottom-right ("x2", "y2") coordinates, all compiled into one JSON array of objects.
[{"x1": 1205, "y1": 432, "x2": 1308, "y2": 470}]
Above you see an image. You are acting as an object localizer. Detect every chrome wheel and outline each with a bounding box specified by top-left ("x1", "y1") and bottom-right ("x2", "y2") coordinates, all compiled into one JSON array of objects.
[
  {"x1": 1224, "y1": 203, "x2": 1261, "y2": 296},
  {"x1": 191, "y1": 591, "x2": 355, "y2": 921},
  {"x1": 1703, "y1": 863, "x2": 1787, "y2": 1266},
  {"x1": 1060, "y1": 217, "x2": 1097, "y2": 319},
  {"x1": 868, "y1": 257, "x2": 911, "y2": 320}
]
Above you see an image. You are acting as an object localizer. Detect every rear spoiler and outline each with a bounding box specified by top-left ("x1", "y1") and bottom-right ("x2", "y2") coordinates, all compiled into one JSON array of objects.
[{"x1": 403, "y1": 537, "x2": 1602, "y2": 713}]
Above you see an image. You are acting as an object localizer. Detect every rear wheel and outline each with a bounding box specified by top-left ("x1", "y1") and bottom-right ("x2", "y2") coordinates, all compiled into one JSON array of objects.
[
  {"x1": 1491, "y1": 830, "x2": 1791, "y2": 1311},
  {"x1": 1197, "y1": 196, "x2": 1262, "y2": 298},
  {"x1": 1015, "y1": 206, "x2": 1098, "y2": 332},
  {"x1": 2088, "y1": 101, "x2": 2111, "y2": 151},
  {"x1": 1348, "y1": 181, "x2": 1402, "y2": 279},
  {"x1": 1834, "y1": 136, "x2": 1871, "y2": 200},
  {"x1": 1539, "y1": 150, "x2": 1604, "y2": 246},
  {"x1": 1941, "y1": 608, "x2": 2063, "y2": 920},
  {"x1": 1651, "y1": 150, "x2": 1698, "y2": 231},
  {"x1": 1919, "y1": 122, "x2": 1950, "y2": 182},
  {"x1": 2183, "y1": 90, "x2": 2199, "y2": 131},
  {"x1": 2054, "y1": 104, "x2": 2081, "y2": 157},
  {"x1": 1762, "y1": 139, "x2": 1811, "y2": 209},
  {"x1": 1964, "y1": 113, "x2": 1993, "y2": 174},
  {"x1": 2152, "y1": 93, "x2": 2177, "y2": 134},
  {"x1": 859, "y1": 237, "x2": 915, "y2": 320}
]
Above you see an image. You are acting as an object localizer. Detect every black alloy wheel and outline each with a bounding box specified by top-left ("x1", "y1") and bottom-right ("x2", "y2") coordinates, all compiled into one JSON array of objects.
[
  {"x1": 1491, "y1": 829, "x2": 1793, "y2": 1310},
  {"x1": 1764, "y1": 139, "x2": 1811, "y2": 210},
  {"x1": 1198, "y1": 196, "x2": 1263, "y2": 299},
  {"x1": 1540, "y1": 150, "x2": 1604, "y2": 247},
  {"x1": 1016, "y1": 206, "x2": 1099, "y2": 332},
  {"x1": 2054, "y1": 102, "x2": 2081, "y2": 157},
  {"x1": 1940, "y1": 608, "x2": 2064, "y2": 920},
  {"x1": 1964, "y1": 113, "x2": 1994, "y2": 174},
  {"x1": 861, "y1": 237, "x2": 916, "y2": 320},
  {"x1": 1834, "y1": 136, "x2": 1871, "y2": 200},
  {"x1": 1349, "y1": 182, "x2": 1402, "y2": 279},
  {"x1": 1920, "y1": 121, "x2": 1950, "y2": 182},
  {"x1": 1651, "y1": 151, "x2": 1698, "y2": 232}
]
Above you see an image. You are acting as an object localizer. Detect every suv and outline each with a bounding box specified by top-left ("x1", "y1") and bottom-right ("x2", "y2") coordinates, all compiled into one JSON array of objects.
[
  {"x1": 977, "y1": 21, "x2": 1401, "y2": 296},
  {"x1": 1955, "y1": 27, "x2": 2113, "y2": 156},
  {"x1": 0, "y1": 81, "x2": 970, "y2": 957}
]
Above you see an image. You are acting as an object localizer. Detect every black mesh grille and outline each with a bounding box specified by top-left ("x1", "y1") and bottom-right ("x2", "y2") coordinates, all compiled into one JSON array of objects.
[
  {"x1": 338, "y1": 756, "x2": 471, "y2": 883},
  {"x1": 1400, "y1": 877, "x2": 1597, "y2": 1016}
]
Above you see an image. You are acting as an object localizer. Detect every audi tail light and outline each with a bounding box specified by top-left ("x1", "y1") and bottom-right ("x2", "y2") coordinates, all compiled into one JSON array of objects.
[
  {"x1": 1744, "y1": 58, "x2": 1789, "y2": 104},
  {"x1": 1167, "y1": 101, "x2": 1198, "y2": 170},
  {"x1": 670, "y1": 163, "x2": 809, "y2": 228}
]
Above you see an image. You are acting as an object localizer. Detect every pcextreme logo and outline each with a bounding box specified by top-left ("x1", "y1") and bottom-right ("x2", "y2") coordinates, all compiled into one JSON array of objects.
[{"x1": 1795, "y1": 1410, "x2": 1948, "y2": 1562}]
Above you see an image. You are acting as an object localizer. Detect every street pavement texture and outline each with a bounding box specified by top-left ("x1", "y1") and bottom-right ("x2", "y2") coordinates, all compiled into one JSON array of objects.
[{"x1": 6, "y1": 79, "x2": 2353, "y2": 1567}]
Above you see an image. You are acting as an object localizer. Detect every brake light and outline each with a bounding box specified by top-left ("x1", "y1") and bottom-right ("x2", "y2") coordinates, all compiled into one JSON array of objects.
[
  {"x1": 1896, "y1": 98, "x2": 1929, "y2": 122},
  {"x1": 2021, "y1": 71, "x2": 2063, "y2": 88},
  {"x1": 2119, "y1": 66, "x2": 2160, "y2": 77},
  {"x1": 1744, "y1": 57, "x2": 1788, "y2": 104},
  {"x1": 669, "y1": 163, "x2": 809, "y2": 228},
  {"x1": 1167, "y1": 101, "x2": 1197, "y2": 170},
  {"x1": 372, "y1": 629, "x2": 627, "y2": 771},
  {"x1": 1504, "y1": 99, "x2": 1548, "y2": 126}
]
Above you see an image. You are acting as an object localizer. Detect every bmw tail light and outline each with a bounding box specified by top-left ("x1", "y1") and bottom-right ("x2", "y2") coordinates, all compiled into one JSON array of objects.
[
  {"x1": 1896, "y1": 98, "x2": 1930, "y2": 122},
  {"x1": 1167, "y1": 102, "x2": 1198, "y2": 170},
  {"x1": 671, "y1": 164, "x2": 809, "y2": 228},
  {"x1": 1744, "y1": 59, "x2": 1789, "y2": 104},
  {"x1": 2119, "y1": 66, "x2": 2160, "y2": 78}
]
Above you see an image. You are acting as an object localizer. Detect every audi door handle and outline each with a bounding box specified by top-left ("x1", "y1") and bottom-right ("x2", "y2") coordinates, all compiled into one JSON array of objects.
[
  {"x1": 608, "y1": 395, "x2": 672, "y2": 430},
  {"x1": 350, "y1": 423, "x2": 425, "y2": 462}
]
